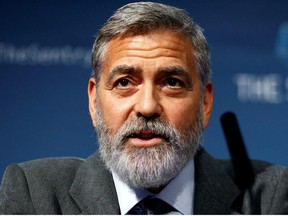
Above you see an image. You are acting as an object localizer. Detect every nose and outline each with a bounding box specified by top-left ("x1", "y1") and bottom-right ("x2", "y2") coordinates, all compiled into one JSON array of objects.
[{"x1": 134, "y1": 84, "x2": 162, "y2": 119}]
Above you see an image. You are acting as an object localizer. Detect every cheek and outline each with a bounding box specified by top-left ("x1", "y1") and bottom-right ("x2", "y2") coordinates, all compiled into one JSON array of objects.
[
  {"x1": 165, "y1": 100, "x2": 200, "y2": 130},
  {"x1": 99, "y1": 95, "x2": 133, "y2": 133}
]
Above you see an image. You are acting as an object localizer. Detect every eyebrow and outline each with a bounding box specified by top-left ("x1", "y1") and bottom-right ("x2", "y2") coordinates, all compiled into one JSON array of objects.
[
  {"x1": 158, "y1": 65, "x2": 190, "y2": 76},
  {"x1": 105, "y1": 65, "x2": 193, "y2": 87},
  {"x1": 106, "y1": 65, "x2": 142, "y2": 85},
  {"x1": 158, "y1": 65, "x2": 194, "y2": 87}
]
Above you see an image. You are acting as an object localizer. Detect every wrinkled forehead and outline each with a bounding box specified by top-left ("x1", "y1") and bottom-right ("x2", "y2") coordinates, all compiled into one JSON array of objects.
[{"x1": 102, "y1": 30, "x2": 197, "y2": 75}]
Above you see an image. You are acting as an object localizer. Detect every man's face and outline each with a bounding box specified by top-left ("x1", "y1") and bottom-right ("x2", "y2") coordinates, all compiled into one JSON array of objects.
[{"x1": 88, "y1": 30, "x2": 213, "y2": 189}]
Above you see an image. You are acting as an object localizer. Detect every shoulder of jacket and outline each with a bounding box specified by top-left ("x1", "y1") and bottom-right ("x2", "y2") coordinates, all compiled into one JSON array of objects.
[
  {"x1": 15, "y1": 157, "x2": 85, "y2": 186},
  {"x1": 254, "y1": 162, "x2": 287, "y2": 182},
  {"x1": 19, "y1": 156, "x2": 85, "y2": 169}
]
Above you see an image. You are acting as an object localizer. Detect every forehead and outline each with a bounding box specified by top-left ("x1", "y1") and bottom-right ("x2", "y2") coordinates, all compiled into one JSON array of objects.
[{"x1": 101, "y1": 30, "x2": 197, "y2": 75}]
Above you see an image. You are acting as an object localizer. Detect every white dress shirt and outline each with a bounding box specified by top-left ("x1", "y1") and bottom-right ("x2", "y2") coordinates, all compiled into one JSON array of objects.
[{"x1": 112, "y1": 159, "x2": 195, "y2": 215}]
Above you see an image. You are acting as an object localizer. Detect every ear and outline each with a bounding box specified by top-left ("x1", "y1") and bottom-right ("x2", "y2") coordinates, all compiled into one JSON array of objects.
[
  {"x1": 202, "y1": 81, "x2": 214, "y2": 129},
  {"x1": 88, "y1": 77, "x2": 97, "y2": 127}
]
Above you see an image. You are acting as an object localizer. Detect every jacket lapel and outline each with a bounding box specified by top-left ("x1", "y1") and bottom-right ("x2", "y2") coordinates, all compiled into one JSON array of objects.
[
  {"x1": 69, "y1": 152, "x2": 120, "y2": 214},
  {"x1": 194, "y1": 148, "x2": 241, "y2": 214},
  {"x1": 69, "y1": 149, "x2": 242, "y2": 214}
]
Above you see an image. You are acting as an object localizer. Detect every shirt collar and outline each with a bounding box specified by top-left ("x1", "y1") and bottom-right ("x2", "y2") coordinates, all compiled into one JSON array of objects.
[{"x1": 112, "y1": 159, "x2": 195, "y2": 215}]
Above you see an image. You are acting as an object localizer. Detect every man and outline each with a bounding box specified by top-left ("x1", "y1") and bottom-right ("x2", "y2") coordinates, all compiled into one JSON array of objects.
[{"x1": 0, "y1": 2, "x2": 288, "y2": 215}]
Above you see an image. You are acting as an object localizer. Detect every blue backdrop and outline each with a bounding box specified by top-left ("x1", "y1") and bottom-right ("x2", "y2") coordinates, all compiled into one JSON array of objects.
[{"x1": 1, "y1": 0, "x2": 288, "y2": 179}]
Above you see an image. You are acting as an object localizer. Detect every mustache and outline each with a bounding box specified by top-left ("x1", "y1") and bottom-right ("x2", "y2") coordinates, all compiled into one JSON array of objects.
[{"x1": 115, "y1": 116, "x2": 177, "y2": 142}]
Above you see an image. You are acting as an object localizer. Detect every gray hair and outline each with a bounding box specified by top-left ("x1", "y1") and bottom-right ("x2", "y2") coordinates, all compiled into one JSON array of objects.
[{"x1": 92, "y1": 2, "x2": 211, "y2": 87}]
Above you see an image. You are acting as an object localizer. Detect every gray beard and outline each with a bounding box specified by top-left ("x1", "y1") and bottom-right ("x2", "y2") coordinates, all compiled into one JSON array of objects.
[{"x1": 95, "y1": 106, "x2": 203, "y2": 189}]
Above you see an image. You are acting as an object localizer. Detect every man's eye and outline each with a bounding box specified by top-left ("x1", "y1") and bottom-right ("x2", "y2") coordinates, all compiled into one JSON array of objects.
[
  {"x1": 166, "y1": 78, "x2": 182, "y2": 87},
  {"x1": 117, "y1": 78, "x2": 131, "y2": 87}
]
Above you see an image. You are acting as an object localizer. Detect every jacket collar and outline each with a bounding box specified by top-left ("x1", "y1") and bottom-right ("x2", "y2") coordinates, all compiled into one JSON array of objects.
[
  {"x1": 194, "y1": 148, "x2": 241, "y2": 214},
  {"x1": 69, "y1": 152, "x2": 120, "y2": 214}
]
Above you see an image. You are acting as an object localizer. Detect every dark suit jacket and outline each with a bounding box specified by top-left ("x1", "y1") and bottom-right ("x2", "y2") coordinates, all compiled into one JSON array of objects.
[{"x1": 0, "y1": 148, "x2": 288, "y2": 214}]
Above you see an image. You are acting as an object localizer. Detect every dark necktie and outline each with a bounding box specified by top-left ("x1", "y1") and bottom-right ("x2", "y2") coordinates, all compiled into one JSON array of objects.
[{"x1": 127, "y1": 197, "x2": 176, "y2": 215}]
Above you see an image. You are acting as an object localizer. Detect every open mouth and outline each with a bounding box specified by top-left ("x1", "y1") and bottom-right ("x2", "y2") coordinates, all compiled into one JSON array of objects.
[
  {"x1": 126, "y1": 131, "x2": 165, "y2": 147},
  {"x1": 128, "y1": 131, "x2": 162, "y2": 139}
]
